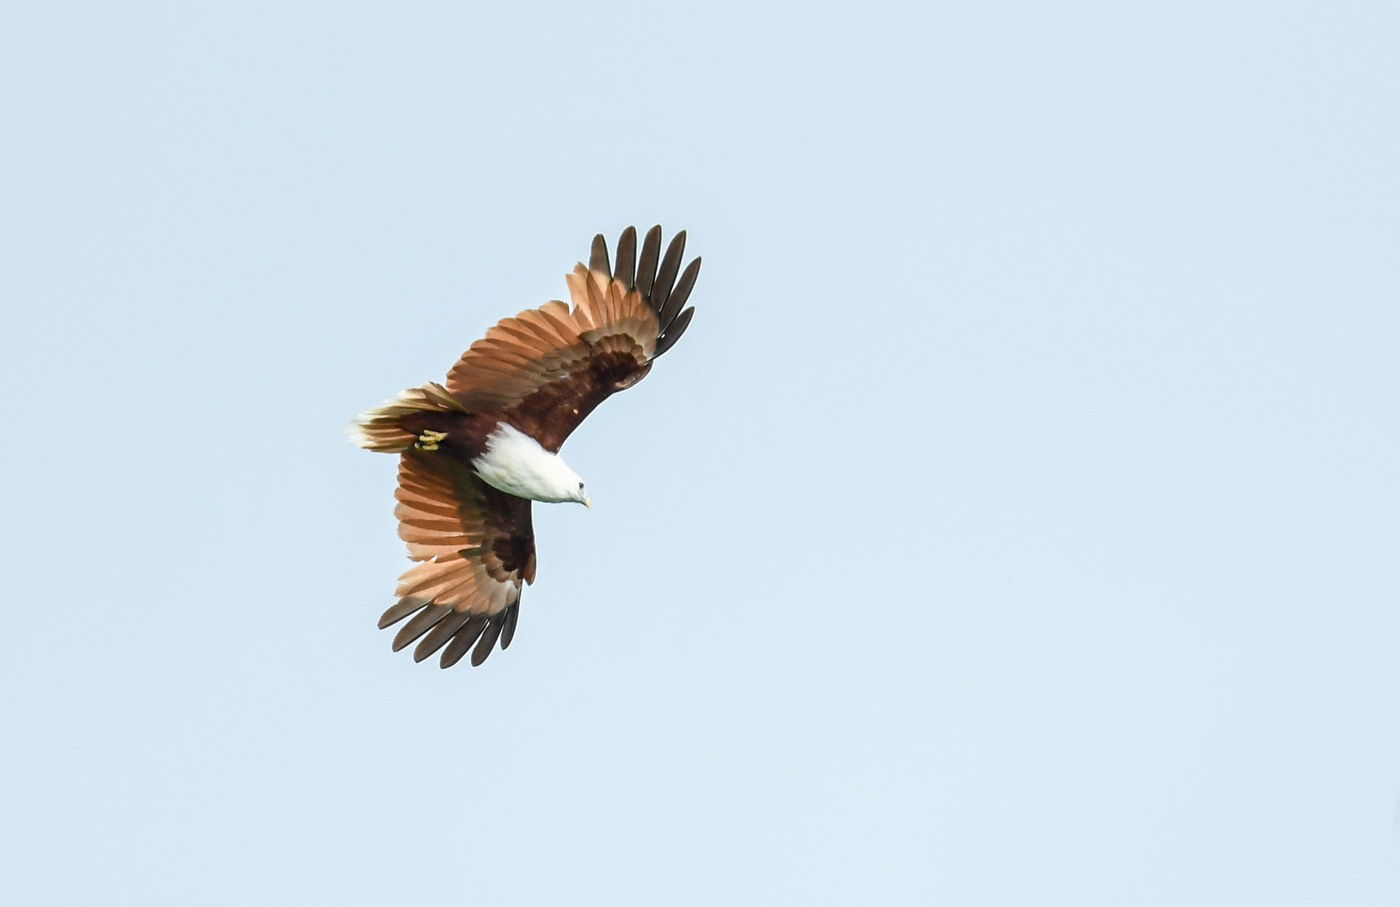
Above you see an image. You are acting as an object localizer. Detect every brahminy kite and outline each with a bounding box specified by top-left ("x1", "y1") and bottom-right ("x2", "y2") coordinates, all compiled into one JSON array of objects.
[{"x1": 352, "y1": 225, "x2": 700, "y2": 668}]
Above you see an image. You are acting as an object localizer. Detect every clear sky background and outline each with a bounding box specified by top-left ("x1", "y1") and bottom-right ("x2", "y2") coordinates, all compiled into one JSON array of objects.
[{"x1": 3, "y1": 2, "x2": 1397, "y2": 903}]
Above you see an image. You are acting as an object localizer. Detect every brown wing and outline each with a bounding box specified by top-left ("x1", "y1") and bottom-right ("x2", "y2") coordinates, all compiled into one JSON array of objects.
[
  {"x1": 377, "y1": 450, "x2": 537, "y2": 668},
  {"x1": 445, "y1": 225, "x2": 700, "y2": 452}
]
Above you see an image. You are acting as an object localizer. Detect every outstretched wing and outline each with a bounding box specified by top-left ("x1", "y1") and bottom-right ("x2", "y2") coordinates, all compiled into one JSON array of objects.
[
  {"x1": 377, "y1": 450, "x2": 537, "y2": 668},
  {"x1": 445, "y1": 225, "x2": 700, "y2": 452}
]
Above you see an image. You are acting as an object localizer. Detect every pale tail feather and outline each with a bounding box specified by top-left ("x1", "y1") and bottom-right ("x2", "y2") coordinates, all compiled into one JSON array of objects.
[{"x1": 348, "y1": 382, "x2": 463, "y2": 453}]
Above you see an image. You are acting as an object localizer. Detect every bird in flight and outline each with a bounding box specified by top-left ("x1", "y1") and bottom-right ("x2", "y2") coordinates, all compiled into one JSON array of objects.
[{"x1": 351, "y1": 225, "x2": 700, "y2": 668}]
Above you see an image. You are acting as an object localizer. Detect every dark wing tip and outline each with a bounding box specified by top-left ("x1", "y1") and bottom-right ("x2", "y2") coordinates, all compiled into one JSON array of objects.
[
  {"x1": 615, "y1": 226, "x2": 638, "y2": 289},
  {"x1": 649, "y1": 230, "x2": 687, "y2": 316},
  {"x1": 471, "y1": 616, "x2": 506, "y2": 666},
  {"x1": 439, "y1": 615, "x2": 489, "y2": 668},
  {"x1": 413, "y1": 610, "x2": 474, "y2": 663},
  {"x1": 589, "y1": 234, "x2": 611, "y2": 278},
  {"x1": 626, "y1": 226, "x2": 700, "y2": 351},
  {"x1": 391, "y1": 604, "x2": 452, "y2": 652},
  {"x1": 380, "y1": 598, "x2": 515, "y2": 670},
  {"x1": 657, "y1": 256, "x2": 701, "y2": 333},
  {"x1": 654, "y1": 306, "x2": 695, "y2": 358},
  {"x1": 378, "y1": 597, "x2": 421, "y2": 629},
  {"x1": 635, "y1": 225, "x2": 663, "y2": 299},
  {"x1": 500, "y1": 602, "x2": 520, "y2": 649}
]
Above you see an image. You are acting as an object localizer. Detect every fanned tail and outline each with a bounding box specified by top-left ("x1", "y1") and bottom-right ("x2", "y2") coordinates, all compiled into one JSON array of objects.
[{"x1": 348, "y1": 382, "x2": 464, "y2": 453}]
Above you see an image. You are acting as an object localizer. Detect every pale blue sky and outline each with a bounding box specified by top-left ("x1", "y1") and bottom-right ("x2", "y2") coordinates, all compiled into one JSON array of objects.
[{"x1": 3, "y1": 2, "x2": 1398, "y2": 903}]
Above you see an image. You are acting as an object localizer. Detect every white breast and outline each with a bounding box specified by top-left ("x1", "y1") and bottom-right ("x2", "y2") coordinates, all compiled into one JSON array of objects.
[{"x1": 471, "y1": 422, "x2": 583, "y2": 504}]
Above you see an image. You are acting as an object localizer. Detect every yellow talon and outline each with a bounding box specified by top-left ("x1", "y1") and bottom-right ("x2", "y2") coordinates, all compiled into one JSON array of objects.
[{"x1": 414, "y1": 429, "x2": 448, "y2": 450}]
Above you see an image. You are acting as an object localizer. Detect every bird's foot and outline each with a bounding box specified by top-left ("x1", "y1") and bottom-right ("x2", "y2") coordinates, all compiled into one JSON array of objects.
[{"x1": 414, "y1": 429, "x2": 448, "y2": 451}]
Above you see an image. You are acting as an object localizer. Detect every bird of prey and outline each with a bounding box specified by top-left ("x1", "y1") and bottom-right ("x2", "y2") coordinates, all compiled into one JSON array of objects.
[{"x1": 351, "y1": 225, "x2": 700, "y2": 668}]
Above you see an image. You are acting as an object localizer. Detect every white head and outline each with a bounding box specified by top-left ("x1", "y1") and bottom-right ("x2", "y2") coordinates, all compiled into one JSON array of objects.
[
  {"x1": 472, "y1": 422, "x2": 592, "y2": 507},
  {"x1": 548, "y1": 456, "x2": 591, "y2": 508}
]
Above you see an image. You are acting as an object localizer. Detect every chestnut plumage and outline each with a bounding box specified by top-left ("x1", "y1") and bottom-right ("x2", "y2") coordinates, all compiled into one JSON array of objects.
[{"x1": 353, "y1": 226, "x2": 700, "y2": 668}]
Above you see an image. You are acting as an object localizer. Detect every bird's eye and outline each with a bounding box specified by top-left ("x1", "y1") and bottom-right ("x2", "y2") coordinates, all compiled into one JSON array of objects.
[{"x1": 578, "y1": 481, "x2": 585, "y2": 490}]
